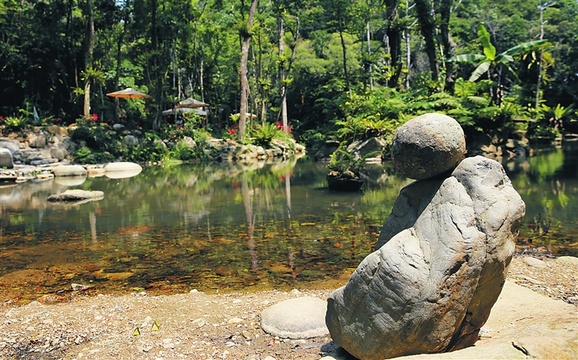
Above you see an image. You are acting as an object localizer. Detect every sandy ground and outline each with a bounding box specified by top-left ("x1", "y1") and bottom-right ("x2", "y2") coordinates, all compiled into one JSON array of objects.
[{"x1": 1, "y1": 256, "x2": 576, "y2": 360}]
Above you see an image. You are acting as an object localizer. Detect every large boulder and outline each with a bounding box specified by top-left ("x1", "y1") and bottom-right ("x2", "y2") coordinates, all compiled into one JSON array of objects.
[
  {"x1": 391, "y1": 113, "x2": 466, "y2": 179},
  {"x1": 325, "y1": 156, "x2": 525, "y2": 359}
]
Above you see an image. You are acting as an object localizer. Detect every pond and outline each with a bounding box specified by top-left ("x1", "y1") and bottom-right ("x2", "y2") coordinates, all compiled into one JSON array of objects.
[{"x1": 1, "y1": 147, "x2": 577, "y2": 303}]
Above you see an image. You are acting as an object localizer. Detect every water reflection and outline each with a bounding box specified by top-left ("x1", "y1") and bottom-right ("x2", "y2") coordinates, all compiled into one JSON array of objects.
[
  {"x1": 0, "y1": 151, "x2": 576, "y2": 302},
  {"x1": 505, "y1": 144, "x2": 578, "y2": 256}
]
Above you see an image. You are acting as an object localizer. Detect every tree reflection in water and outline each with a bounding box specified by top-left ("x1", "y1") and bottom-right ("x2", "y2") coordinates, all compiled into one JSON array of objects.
[{"x1": 0, "y1": 152, "x2": 577, "y2": 302}]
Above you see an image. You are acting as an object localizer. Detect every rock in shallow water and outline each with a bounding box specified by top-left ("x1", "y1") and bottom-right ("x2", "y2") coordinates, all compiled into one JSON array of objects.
[{"x1": 47, "y1": 189, "x2": 104, "y2": 203}]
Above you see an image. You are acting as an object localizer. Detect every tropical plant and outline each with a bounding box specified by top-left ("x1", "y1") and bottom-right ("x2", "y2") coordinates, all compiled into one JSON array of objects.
[
  {"x1": 450, "y1": 23, "x2": 548, "y2": 105},
  {"x1": 2, "y1": 115, "x2": 28, "y2": 133},
  {"x1": 327, "y1": 143, "x2": 362, "y2": 175},
  {"x1": 250, "y1": 122, "x2": 293, "y2": 147}
]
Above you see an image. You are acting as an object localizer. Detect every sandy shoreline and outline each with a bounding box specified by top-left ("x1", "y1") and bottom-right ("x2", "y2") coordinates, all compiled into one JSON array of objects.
[{"x1": 1, "y1": 256, "x2": 576, "y2": 359}]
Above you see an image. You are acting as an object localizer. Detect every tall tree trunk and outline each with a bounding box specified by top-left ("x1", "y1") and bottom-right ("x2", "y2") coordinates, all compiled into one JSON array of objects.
[
  {"x1": 257, "y1": 29, "x2": 266, "y2": 125},
  {"x1": 385, "y1": 0, "x2": 402, "y2": 88},
  {"x1": 439, "y1": 0, "x2": 454, "y2": 92},
  {"x1": 149, "y1": 0, "x2": 164, "y2": 130},
  {"x1": 83, "y1": 0, "x2": 94, "y2": 119},
  {"x1": 278, "y1": 15, "x2": 288, "y2": 131},
  {"x1": 414, "y1": 0, "x2": 439, "y2": 81},
  {"x1": 366, "y1": 18, "x2": 374, "y2": 90},
  {"x1": 113, "y1": 1, "x2": 131, "y2": 120},
  {"x1": 239, "y1": 0, "x2": 258, "y2": 141},
  {"x1": 403, "y1": 0, "x2": 413, "y2": 89},
  {"x1": 338, "y1": 16, "x2": 351, "y2": 92}
]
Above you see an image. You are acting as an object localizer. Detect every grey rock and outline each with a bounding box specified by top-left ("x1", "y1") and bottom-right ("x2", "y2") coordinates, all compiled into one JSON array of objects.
[
  {"x1": 323, "y1": 281, "x2": 577, "y2": 360},
  {"x1": 326, "y1": 156, "x2": 525, "y2": 360},
  {"x1": 391, "y1": 113, "x2": 466, "y2": 179},
  {"x1": 104, "y1": 162, "x2": 142, "y2": 179},
  {"x1": 28, "y1": 133, "x2": 48, "y2": 148},
  {"x1": 0, "y1": 148, "x2": 14, "y2": 168},
  {"x1": 124, "y1": 135, "x2": 139, "y2": 146},
  {"x1": 52, "y1": 165, "x2": 87, "y2": 177},
  {"x1": 47, "y1": 189, "x2": 104, "y2": 203},
  {"x1": 0, "y1": 139, "x2": 21, "y2": 152},
  {"x1": 261, "y1": 297, "x2": 329, "y2": 339},
  {"x1": 346, "y1": 137, "x2": 387, "y2": 161},
  {"x1": 104, "y1": 161, "x2": 142, "y2": 173},
  {"x1": 50, "y1": 147, "x2": 66, "y2": 161}
]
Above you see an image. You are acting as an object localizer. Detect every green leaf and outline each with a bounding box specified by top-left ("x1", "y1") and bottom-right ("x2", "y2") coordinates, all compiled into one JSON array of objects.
[
  {"x1": 469, "y1": 61, "x2": 491, "y2": 82},
  {"x1": 449, "y1": 54, "x2": 487, "y2": 63},
  {"x1": 503, "y1": 40, "x2": 548, "y2": 56},
  {"x1": 477, "y1": 24, "x2": 496, "y2": 61}
]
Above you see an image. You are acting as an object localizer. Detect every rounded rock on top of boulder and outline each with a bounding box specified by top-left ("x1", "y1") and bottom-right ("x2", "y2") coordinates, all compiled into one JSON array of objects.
[{"x1": 391, "y1": 113, "x2": 466, "y2": 180}]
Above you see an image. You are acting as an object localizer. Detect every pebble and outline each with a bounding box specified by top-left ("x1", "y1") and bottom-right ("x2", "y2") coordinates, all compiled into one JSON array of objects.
[
  {"x1": 162, "y1": 338, "x2": 175, "y2": 349},
  {"x1": 228, "y1": 317, "x2": 244, "y2": 324},
  {"x1": 523, "y1": 257, "x2": 548, "y2": 268}
]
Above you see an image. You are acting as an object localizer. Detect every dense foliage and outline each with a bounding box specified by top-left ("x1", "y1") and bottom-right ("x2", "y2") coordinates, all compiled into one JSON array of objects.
[{"x1": 1, "y1": 0, "x2": 577, "y2": 152}]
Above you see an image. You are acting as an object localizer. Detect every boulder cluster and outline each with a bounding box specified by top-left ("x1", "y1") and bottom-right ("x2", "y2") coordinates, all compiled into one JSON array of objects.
[{"x1": 325, "y1": 113, "x2": 526, "y2": 359}]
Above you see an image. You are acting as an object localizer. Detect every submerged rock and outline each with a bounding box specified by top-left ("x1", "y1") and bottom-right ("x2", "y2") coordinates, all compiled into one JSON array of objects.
[{"x1": 47, "y1": 189, "x2": 104, "y2": 203}]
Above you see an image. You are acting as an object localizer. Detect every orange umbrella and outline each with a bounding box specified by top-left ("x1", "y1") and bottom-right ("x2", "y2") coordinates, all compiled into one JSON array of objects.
[{"x1": 106, "y1": 88, "x2": 151, "y2": 99}]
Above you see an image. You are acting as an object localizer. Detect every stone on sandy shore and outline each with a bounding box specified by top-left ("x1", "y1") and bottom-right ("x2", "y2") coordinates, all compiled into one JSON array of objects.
[
  {"x1": 322, "y1": 280, "x2": 577, "y2": 360},
  {"x1": 261, "y1": 297, "x2": 329, "y2": 339},
  {"x1": 52, "y1": 165, "x2": 87, "y2": 177},
  {"x1": 325, "y1": 156, "x2": 525, "y2": 359},
  {"x1": 391, "y1": 113, "x2": 466, "y2": 179},
  {"x1": 47, "y1": 189, "x2": 104, "y2": 202}
]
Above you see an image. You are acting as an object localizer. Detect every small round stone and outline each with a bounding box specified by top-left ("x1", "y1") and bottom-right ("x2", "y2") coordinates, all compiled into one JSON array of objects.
[
  {"x1": 391, "y1": 113, "x2": 466, "y2": 179},
  {"x1": 260, "y1": 297, "x2": 328, "y2": 339}
]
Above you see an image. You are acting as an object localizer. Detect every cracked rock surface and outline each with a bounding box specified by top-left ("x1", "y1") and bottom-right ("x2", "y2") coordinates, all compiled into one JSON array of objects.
[{"x1": 326, "y1": 156, "x2": 526, "y2": 360}]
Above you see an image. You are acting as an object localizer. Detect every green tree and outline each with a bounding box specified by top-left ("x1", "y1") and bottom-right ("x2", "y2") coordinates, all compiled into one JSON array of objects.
[
  {"x1": 384, "y1": 0, "x2": 402, "y2": 88},
  {"x1": 450, "y1": 23, "x2": 547, "y2": 105},
  {"x1": 414, "y1": 0, "x2": 438, "y2": 81},
  {"x1": 238, "y1": 0, "x2": 259, "y2": 140}
]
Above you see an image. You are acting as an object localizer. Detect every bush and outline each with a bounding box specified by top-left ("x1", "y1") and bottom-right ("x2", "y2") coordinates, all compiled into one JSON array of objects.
[
  {"x1": 3, "y1": 115, "x2": 28, "y2": 134},
  {"x1": 249, "y1": 122, "x2": 293, "y2": 147}
]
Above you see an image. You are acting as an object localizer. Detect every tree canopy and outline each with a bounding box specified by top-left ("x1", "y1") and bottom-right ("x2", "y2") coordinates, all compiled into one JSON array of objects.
[{"x1": 1, "y1": 0, "x2": 577, "y2": 141}]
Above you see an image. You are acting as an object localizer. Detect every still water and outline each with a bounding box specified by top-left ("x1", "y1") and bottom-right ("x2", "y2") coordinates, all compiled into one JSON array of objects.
[{"x1": 1, "y1": 148, "x2": 577, "y2": 302}]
